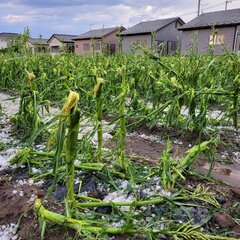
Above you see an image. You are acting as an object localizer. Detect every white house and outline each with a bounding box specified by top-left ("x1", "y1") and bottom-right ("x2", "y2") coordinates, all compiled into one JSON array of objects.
[{"x1": 0, "y1": 32, "x2": 19, "y2": 49}]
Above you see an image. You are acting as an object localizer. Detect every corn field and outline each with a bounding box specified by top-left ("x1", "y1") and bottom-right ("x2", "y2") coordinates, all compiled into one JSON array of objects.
[{"x1": 0, "y1": 50, "x2": 239, "y2": 240}]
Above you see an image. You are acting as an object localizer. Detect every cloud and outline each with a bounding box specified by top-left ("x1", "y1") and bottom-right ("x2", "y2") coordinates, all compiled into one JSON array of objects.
[
  {"x1": 0, "y1": 0, "x2": 199, "y2": 11},
  {"x1": 2, "y1": 14, "x2": 29, "y2": 23},
  {"x1": 0, "y1": 0, "x2": 239, "y2": 37}
]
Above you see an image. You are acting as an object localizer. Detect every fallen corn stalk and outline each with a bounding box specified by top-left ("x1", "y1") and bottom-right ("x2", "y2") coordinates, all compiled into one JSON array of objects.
[
  {"x1": 34, "y1": 199, "x2": 238, "y2": 240},
  {"x1": 32, "y1": 163, "x2": 105, "y2": 181}
]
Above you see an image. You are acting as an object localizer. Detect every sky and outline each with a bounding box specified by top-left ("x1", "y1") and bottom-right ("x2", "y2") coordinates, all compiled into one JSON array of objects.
[{"x1": 0, "y1": 0, "x2": 240, "y2": 38}]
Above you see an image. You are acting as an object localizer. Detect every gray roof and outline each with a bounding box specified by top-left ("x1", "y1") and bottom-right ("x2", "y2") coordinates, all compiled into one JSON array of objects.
[
  {"x1": 0, "y1": 32, "x2": 19, "y2": 38},
  {"x1": 179, "y1": 8, "x2": 240, "y2": 30},
  {"x1": 73, "y1": 27, "x2": 124, "y2": 40},
  {"x1": 28, "y1": 37, "x2": 48, "y2": 45},
  {"x1": 48, "y1": 34, "x2": 78, "y2": 43},
  {"x1": 120, "y1": 18, "x2": 184, "y2": 36}
]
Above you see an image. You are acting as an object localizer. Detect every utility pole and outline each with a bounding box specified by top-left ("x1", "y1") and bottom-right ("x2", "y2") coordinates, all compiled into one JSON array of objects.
[
  {"x1": 225, "y1": 0, "x2": 232, "y2": 10},
  {"x1": 197, "y1": 0, "x2": 201, "y2": 16}
]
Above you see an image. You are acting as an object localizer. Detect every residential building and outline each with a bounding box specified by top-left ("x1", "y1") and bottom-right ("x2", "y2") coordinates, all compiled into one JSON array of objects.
[
  {"x1": 73, "y1": 26, "x2": 125, "y2": 55},
  {"x1": 47, "y1": 34, "x2": 77, "y2": 53},
  {"x1": 120, "y1": 18, "x2": 185, "y2": 54},
  {"x1": 0, "y1": 32, "x2": 19, "y2": 49},
  {"x1": 179, "y1": 8, "x2": 240, "y2": 55},
  {"x1": 27, "y1": 37, "x2": 49, "y2": 54}
]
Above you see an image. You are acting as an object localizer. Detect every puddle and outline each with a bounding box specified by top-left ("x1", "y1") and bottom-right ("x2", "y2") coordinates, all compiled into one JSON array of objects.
[{"x1": 196, "y1": 162, "x2": 240, "y2": 188}]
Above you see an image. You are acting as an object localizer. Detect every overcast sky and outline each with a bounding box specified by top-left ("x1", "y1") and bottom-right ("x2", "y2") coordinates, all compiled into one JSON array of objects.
[{"x1": 0, "y1": 0, "x2": 239, "y2": 38}]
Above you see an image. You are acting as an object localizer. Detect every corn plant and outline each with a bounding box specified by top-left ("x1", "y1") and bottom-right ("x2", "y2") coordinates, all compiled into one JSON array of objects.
[
  {"x1": 158, "y1": 139, "x2": 214, "y2": 190},
  {"x1": 46, "y1": 91, "x2": 80, "y2": 217},
  {"x1": 61, "y1": 92, "x2": 80, "y2": 210},
  {"x1": 1, "y1": 50, "x2": 239, "y2": 135},
  {"x1": 115, "y1": 65, "x2": 129, "y2": 170},
  {"x1": 11, "y1": 70, "x2": 49, "y2": 141},
  {"x1": 222, "y1": 52, "x2": 240, "y2": 129},
  {"x1": 94, "y1": 77, "x2": 104, "y2": 162},
  {"x1": 65, "y1": 108, "x2": 80, "y2": 216}
]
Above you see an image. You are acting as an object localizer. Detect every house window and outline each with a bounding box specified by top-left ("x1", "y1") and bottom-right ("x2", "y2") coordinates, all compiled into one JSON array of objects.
[
  {"x1": 93, "y1": 43, "x2": 100, "y2": 51},
  {"x1": 75, "y1": 44, "x2": 79, "y2": 48},
  {"x1": 83, "y1": 43, "x2": 90, "y2": 51},
  {"x1": 51, "y1": 46, "x2": 59, "y2": 53},
  {"x1": 209, "y1": 34, "x2": 224, "y2": 45},
  {"x1": 66, "y1": 43, "x2": 74, "y2": 52},
  {"x1": 110, "y1": 44, "x2": 115, "y2": 53}
]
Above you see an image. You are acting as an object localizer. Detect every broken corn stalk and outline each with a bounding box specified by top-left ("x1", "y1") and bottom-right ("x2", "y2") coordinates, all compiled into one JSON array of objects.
[
  {"x1": 34, "y1": 199, "x2": 238, "y2": 240},
  {"x1": 172, "y1": 140, "x2": 213, "y2": 181},
  {"x1": 62, "y1": 91, "x2": 80, "y2": 116}
]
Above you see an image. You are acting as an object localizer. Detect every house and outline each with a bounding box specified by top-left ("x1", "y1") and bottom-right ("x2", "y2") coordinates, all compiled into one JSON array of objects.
[
  {"x1": 0, "y1": 32, "x2": 19, "y2": 49},
  {"x1": 27, "y1": 37, "x2": 49, "y2": 54},
  {"x1": 47, "y1": 34, "x2": 78, "y2": 53},
  {"x1": 73, "y1": 26, "x2": 125, "y2": 55},
  {"x1": 120, "y1": 18, "x2": 185, "y2": 54},
  {"x1": 179, "y1": 8, "x2": 240, "y2": 55}
]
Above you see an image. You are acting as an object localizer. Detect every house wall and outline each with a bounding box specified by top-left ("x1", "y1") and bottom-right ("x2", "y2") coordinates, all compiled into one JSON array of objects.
[
  {"x1": 74, "y1": 39, "x2": 100, "y2": 55},
  {"x1": 74, "y1": 29, "x2": 122, "y2": 55},
  {"x1": 121, "y1": 34, "x2": 152, "y2": 53},
  {"x1": 48, "y1": 37, "x2": 63, "y2": 53},
  {"x1": 104, "y1": 30, "x2": 121, "y2": 53},
  {"x1": 156, "y1": 20, "x2": 183, "y2": 53},
  {"x1": 121, "y1": 20, "x2": 183, "y2": 54},
  {"x1": 156, "y1": 21, "x2": 182, "y2": 42},
  {"x1": 0, "y1": 38, "x2": 8, "y2": 49},
  {"x1": 26, "y1": 41, "x2": 35, "y2": 54},
  {"x1": 0, "y1": 37, "x2": 17, "y2": 49},
  {"x1": 26, "y1": 41, "x2": 49, "y2": 54},
  {"x1": 236, "y1": 25, "x2": 240, "y2": 54},
  {"x1": 181, "y1": 26, "x2": 236, "y2": 55},
  {"x1": 237, "y1": 25, "x2": 240, "y2": 33}
]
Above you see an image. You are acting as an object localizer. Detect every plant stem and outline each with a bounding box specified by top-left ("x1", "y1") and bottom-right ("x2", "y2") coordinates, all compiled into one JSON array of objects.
[
  {"x1": 172, "y1": 140, "x2": 212, "y2": 182},
  {"x1": 34, "y1": 198, "x2": 141, "y2": 234},
  {"x1": 94, "y1": 78, "x2": 104, "y2": 162},
  {"x1": 233, "y1": 87, "x2": 239, "y2": 129},
  {"x1": 77, "y1": 197, "x2": 166, "y2": 207},
  {"x1": 34, "y1": 199, "x2": 237, "y2": 239},
  {"x1": 65, "y1": 109, "x2": 80, "y2": 205},
  {"x1": 118, "y1": 66, "x2": 127, "y2": 170},
  {"x1": 96, "y1": 94, "x2": 103, "y2": 162}
]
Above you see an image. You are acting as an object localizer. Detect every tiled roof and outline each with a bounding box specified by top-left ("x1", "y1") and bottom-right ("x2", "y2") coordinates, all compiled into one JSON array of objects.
[
  {"x1": 0, "y1": 32, "x2": 19, "y2": 38},
  {"x1": 48, "y1": 34, "x2": 78, "y2": 43},
  {"x1": 28, "y1": 37, "x2": 48, "y2": 45},
  {"x1": 120, "y1": 18, "x2": 183, "y2": 36},
  {"x1": 73, "y1": 27, "x2": 124, "y2": 40},
  {"x1": 179, "y1": 8, "x2": 240, "y2": 30}
]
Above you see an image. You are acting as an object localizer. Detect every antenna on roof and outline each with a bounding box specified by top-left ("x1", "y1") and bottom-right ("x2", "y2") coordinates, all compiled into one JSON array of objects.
[{"x1": 225, "y1": 0, "x2": 232, "y2": 10}]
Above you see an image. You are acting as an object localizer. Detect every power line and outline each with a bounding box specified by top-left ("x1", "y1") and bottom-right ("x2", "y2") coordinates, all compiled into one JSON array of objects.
[{"x1": 179, "y1": 0, "x2": 239, "y2": 18}]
